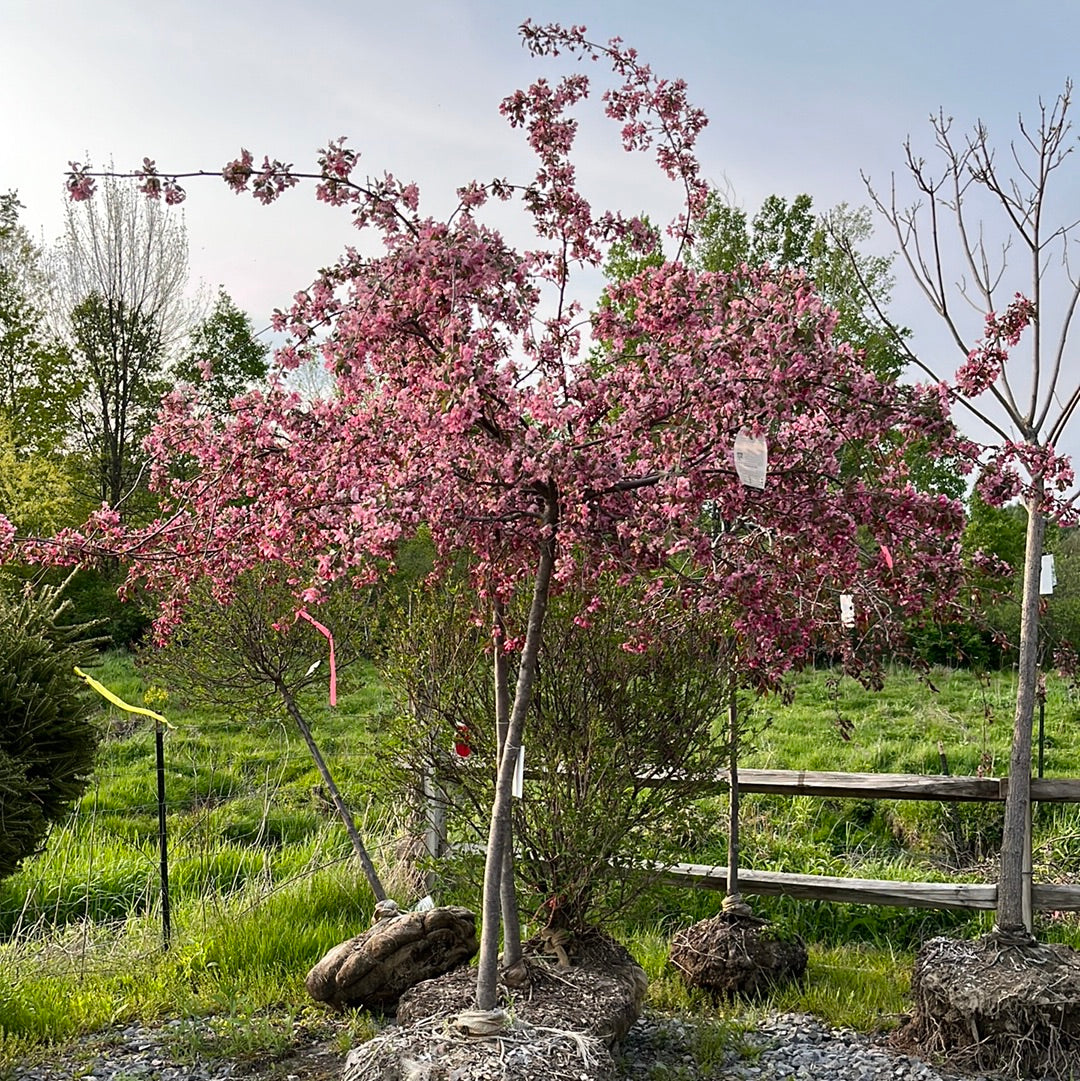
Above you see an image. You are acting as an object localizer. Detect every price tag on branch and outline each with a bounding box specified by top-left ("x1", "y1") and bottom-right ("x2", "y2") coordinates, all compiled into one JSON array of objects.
[
  {"x1": 840, "y1": 594, "x2": 856, "y2": 628},
  {"x1": 733, "y1": 429, "x2": 768, "y2": 489},
  {"x1": 1041, "y1": 554, "x2": 1057, "y2": 595}
]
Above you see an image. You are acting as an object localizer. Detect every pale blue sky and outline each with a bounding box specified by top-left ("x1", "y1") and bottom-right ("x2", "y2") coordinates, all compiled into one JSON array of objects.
[{"x1": 3, "y1": 0, "x2": 1079, "y2": 415}]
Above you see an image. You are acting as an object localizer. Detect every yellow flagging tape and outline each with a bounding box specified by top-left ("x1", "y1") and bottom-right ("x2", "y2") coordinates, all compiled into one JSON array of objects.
[{"x1": 74, "y1": 667, "x2": 175, "y2": 728}]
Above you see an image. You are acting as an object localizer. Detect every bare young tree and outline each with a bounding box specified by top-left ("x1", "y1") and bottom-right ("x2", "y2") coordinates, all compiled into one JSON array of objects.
[
  {"x1": 51, "y1": 175, "x2": 191, "y2": 513},
  {"x1": 860, "y1": 82, "x2": 1080, "y2": 942}
]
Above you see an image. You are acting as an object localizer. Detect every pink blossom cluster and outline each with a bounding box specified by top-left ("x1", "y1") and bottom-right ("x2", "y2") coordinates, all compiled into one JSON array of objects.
[
  {"x1": 35, "y1": 23, "x2": 969, "y2": 685},
  {"x1": 955, "y1": 294, "x2": 1036, "y2": 396},
  {"x1": 135, "y1": 158, "x2": 186, "y2": 204}
]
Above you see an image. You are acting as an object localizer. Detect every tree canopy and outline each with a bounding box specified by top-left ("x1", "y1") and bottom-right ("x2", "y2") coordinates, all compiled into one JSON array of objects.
[{"x1": 6, "y1": 21, "x2": 968, "y2": 1013}]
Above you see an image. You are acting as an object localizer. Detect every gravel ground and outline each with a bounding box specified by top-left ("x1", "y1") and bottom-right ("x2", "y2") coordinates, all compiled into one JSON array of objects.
[{"x1": 5, "y1": 1011, "x2": 1032, "y2": 1081}]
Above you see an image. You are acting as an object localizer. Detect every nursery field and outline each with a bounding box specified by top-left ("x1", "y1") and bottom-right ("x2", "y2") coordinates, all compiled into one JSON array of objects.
[{"x1": 3, "y1": 655, "x2": 1080, "y2": 1076}]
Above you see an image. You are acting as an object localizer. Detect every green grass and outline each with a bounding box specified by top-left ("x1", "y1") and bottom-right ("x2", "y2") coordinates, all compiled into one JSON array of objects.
[{"x1": 3, "y1": 656, "x2": 1079, "y2": 1074}]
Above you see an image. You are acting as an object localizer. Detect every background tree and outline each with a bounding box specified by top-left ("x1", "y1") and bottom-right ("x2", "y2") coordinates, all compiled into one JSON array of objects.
[
  {"x1": 0, "y1": 192, "x2": 83, "y2": 479},
  {"x1": 50, "y1": 175, "x2": 190, "y2": 515},
  {"x1": 695, "y1": 191, "x2": 966, "y2": 501},
  {"x1": 0, "y1": 579, "x2": 101, "y2": 882},
  {"x1": 174, "y1": 287, "x2": 269, "y2": 418},
  {"x1": 864, "y1": 84, "x2": 1080, "y2": 941}
]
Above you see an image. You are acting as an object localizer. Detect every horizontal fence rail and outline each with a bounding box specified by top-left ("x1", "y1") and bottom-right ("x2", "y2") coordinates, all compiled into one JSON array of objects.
[
  {"x1": 631, "y1": 767, "x2": 1080, "y2": 804},
  {"x1": 435, "y1": 767, "x2": 1080, "y2": 928},
  {"x1": 651, "y1": 769, "x2": 1080, "y2": 922}
]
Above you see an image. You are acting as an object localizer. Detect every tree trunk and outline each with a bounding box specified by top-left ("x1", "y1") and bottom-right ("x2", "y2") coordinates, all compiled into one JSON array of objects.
[
  {"x1": 726, "y1": 686, "x2": 740, "y2": 904},
  {"x1": 996, "y1": 495, "x2": 1044, "y2": 939},
  {"x1": 493, "y1": 599, "x2": 522, "y2": 969},
  {"x1": 278, "y1": 682, "x2": 388, "y2": 903},
  {"x1": 475, "y1": 507, "x2": 556, "y2": 1012}
]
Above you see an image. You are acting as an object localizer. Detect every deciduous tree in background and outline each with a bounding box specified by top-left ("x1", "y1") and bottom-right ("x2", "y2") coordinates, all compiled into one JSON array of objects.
[
  {"x1": 9, "y1": 23, "x2": 968, "y2": 1014},
  {"x1": 0, "y1": 193, "x2": 83, "y2": 469},
  {"x1": 175, "y1": 286, "x2": 269, "y2": 418},
  {"x1": 50, "y1": 175, "x2": 191, "y2": 515},
  {"x1": 863, "y1": 83, "x2": 1080, "y2": 941}
]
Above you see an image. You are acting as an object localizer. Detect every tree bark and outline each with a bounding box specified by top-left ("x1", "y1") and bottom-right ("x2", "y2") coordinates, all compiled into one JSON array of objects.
[
  {"x1": 996, "y1": 495, "x2": 1044, "y2": 938},
  {"x1": 278, "y1": 682, "x2": 388, "y2": 903},
  {"x1": 475, "y1": 504, "x2": 556, "y2": 1012},
  {"x1": 726, "y1": 686, "x2": 741, "y2": 905},
  {"x1": 492, "y1": 598, "x2": 522, "y2": 969}
]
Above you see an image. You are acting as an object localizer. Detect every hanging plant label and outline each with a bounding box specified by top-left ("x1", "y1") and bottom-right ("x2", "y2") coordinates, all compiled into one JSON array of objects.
[
  {"x1": 1041, "y1": 554, "x2": 1057, "y2": 595},
  {"x1": 733, "y1": 429, "x2": 768, "y2": 489},
  {"x1": 840, "y1": 594, "x2": 856, "y2": 628}
]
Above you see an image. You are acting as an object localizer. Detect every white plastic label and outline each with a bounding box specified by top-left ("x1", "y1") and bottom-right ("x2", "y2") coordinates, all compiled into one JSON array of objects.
[
  {"x1": 733, "y1": 429, "x2": 768, "y2": 489},
  {"x1": 512, "y1": 746, "x2": 525, "y2": 798},
  {"x1": 1041, "y1": 554, "x2": 1057, "y2": 595},
  {"x1": 840, "y1": 594, "x2": 855, "y2": 628}
]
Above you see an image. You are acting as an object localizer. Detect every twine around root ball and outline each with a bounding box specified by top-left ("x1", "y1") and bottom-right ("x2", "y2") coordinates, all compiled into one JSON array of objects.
[{"x1": 343, "y1": 1012, "x2": 612, "y2": 1081}]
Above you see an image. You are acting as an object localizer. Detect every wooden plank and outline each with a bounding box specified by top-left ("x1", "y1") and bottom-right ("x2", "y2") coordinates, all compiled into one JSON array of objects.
[
  {"x1": 1026, "y1": 777, "x2": 1080, "y2": 803},
  {"x1": 1032, "y1": 883, "x2": 1080, "y2": 911},
  {"x1": 539, "y1": 767, "x2": 1080, "y2": 803},
  {"x1": 662, "y1": 863, "x2": 998, "y2": 910},
  {"x1": 737, "y1": 769, "x2": 1005, "y2": 802},
  {"x1": 642, "y1": 768, "x2": 1005, "y2": 802}
]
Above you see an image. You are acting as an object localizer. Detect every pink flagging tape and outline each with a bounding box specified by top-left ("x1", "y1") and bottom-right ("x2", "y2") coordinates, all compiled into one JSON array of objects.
[{"x1": 297, "y1": 609, "x2": 337, "y2": 706}]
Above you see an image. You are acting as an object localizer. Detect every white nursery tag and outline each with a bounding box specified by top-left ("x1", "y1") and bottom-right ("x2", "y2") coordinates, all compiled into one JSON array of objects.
[
  {"x1": 840, "y1": 594, "x2": 855, "y2": 628},
  {"x1": 512, "y1": 746, "x2": 525, "y2": 798},
  {"x1": 1041, "y1": 554, "x2": 1057, "y2": 595},
  {"x1": 733, "y1": 429, "x2": 768, "y2": 489}
]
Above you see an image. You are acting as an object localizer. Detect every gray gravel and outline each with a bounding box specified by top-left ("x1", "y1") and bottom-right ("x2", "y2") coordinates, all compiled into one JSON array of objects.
[{"x1": 5, "y1": 1012, "x2": 1028, "y2": 1081}]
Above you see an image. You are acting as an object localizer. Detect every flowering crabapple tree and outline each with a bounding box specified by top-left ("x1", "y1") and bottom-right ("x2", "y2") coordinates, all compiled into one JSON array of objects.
[
  {"x1": 5, "y1": 23, "x2": 966, "y2": 1013},
  {"x1": 861, "y1": 84, "x2": 1080, "y2": 943}
]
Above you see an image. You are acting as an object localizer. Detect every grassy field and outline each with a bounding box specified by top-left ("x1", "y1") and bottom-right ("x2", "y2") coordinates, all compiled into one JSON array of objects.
[{"x1": 2, "y1": 654, "x2": 1080, "y2": 1073}]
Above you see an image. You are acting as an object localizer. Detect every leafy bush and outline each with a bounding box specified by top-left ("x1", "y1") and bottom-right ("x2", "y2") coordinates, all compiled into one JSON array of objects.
[
  {"x1": 0, "y1": 580, "x2": 101, "y2": 881},
  {"x1": 377, "y1": 577, "x2": 733, "y2": 931}
]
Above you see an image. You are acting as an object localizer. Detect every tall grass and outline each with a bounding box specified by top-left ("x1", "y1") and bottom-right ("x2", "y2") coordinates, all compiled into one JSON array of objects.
[{"x1": 4, "y1": 656, "x2": 1080, "y2": 1072}]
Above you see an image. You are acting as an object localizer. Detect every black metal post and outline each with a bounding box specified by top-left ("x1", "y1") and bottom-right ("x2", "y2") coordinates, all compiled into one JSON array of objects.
[{"x1": 155, "y1": 721, "x2": 171, "y2": 950}]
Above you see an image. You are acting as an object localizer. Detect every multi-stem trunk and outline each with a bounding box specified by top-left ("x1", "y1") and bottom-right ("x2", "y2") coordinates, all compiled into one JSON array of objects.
[
  {"x1": 475, "y1": 501, "x2": 557, "y2": 1012},
  {"x1": 995, "y1": 493, "x2": 1045, "y2": 939},
  {"x1": 278, "y1": 681, "x2": 388, "y2": 903},
  {"x1": 493, "y1": 598, "x2": 522, "y2": 969}
]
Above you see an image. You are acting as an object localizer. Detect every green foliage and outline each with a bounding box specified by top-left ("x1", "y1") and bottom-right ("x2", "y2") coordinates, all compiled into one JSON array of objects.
[
  {"x1": 378, "y1": 576, "x2": 733, "y2": 931},
  {"x1": 68, "y1": 290, "x2": 167, "y2": 513},
  {"x1": 174, "y1": 287, "x2": 269, "y2": 417},
  {"x1": 693, "y1": 191, "x2": 965, "y2": 500},
  {"x1": 959, "y1": 493, "x2": 1080, "y2": 666},
  {"x1": 0, "y1": 418, "x2": 83, "y2": 535},
  {"x1": 0, "y1": 580, "x2": 101, "y2": 882},
  {"x1": 0, "y1": 191, "x2": 82, "y2": 459}
]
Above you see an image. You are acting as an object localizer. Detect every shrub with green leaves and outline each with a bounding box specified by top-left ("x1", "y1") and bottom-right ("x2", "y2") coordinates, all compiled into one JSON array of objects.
[
  {"x1": 0, "y1": 580, "x2": 101, "y2": 881},
  {"x1": 378, "y1": 577, "x2": 733, "y2": 932}
]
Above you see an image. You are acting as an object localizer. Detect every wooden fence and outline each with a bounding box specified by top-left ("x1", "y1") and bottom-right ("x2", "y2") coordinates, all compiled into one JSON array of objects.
[
  {"x1": 656, "y1": 769, "x2": 1080, "y2": 933},
  {"x1": 426, "y1": 768, "x2": 1080, "y2": 933}
]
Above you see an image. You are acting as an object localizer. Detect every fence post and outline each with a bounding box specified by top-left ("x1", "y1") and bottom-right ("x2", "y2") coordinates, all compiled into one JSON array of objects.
[{"x1": 423, "y1": 768, "x2": 447, "y2": 870}]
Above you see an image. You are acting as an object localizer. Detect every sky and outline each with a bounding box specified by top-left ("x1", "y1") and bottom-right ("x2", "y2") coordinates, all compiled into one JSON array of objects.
[{"x1": 3, "y1": 0, "x2": 1080, "y2": 452}]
